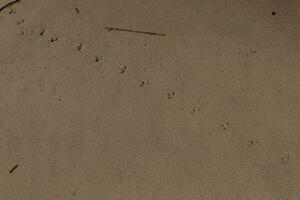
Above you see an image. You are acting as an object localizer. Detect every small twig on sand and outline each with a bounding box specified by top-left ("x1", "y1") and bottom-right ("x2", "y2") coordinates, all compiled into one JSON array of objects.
[
  {"x1": 9, "y1": 164, "x2": 19, "y2": 174},
  {"x1": 0, "y1": 0, "x2": 21, "y2": 12},
  {"x1": 105, "y1": 27, "x2": 165, "y2": 36}
]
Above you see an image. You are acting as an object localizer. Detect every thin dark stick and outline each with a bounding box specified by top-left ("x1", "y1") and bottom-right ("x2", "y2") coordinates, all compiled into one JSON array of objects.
[
  {"x1": 105, "y1": 27, "x2": 165, "y2": 36},
  {"x1": 9, "y1": 164, "x2": 19, "y2": 174},
  {"x1": 0, "y1": 0, "x2": 21, "y2": 12}
]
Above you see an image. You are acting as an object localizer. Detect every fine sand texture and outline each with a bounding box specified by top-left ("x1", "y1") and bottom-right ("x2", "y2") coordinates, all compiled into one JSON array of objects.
[{"x1": 0, "y1": 0, "x2": 300, "y2": 199}]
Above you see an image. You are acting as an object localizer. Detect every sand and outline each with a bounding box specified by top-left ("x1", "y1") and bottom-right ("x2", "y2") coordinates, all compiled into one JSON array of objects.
[{"x1": 0, "y1": 0, "x2": 300, "y2": 199}]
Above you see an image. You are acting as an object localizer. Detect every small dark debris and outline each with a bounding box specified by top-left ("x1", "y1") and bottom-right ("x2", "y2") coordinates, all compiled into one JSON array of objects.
[
  {"x1": 58, "y1": 98, "x2": 62, "y2": 102},
  {"x1": 272, "y1": 11, "x2": 276, "y2": 15},
  {"x1": 9, "y1": 164, "x2": 19, "y2": 174},
  {"x1": 75, "y1": 7, "x2": 80, "y2": 13}
]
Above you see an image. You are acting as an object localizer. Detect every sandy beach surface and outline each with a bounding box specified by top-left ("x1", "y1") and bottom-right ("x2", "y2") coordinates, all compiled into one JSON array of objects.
[{"x1": 0, "y1": 0, "x2": 300, "y2": 199}]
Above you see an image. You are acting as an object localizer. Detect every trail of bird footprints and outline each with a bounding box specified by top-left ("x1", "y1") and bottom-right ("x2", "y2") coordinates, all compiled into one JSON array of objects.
[
  {"x1": 1, "y1": 1, "x2": 290, "y2": 185},
  {"x1": 1, "y1": 1, "x2": 169, "y2": 94}
]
